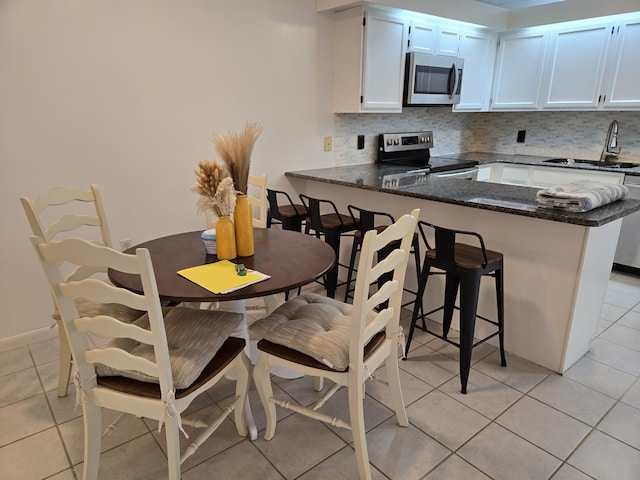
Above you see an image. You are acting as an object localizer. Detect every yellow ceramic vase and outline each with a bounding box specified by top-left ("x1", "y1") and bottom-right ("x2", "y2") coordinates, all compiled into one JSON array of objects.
[
  {"x1": 234, "y1": 194, "x2": 255, "y2": 257},
  {"x1": 215, "y1": 216, "x2": 237, "y2": 260}
]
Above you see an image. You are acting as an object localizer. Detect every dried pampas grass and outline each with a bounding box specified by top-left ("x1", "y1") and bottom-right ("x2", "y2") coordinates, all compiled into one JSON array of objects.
[
  {"x1": 210, "y1": 177, "x2": 236, "y2": 217},
  {"x1": 212, "y1": 121, "x2": 262, "y2": 194},
  {"x1": 192, "y1": 161, "x2": 236, "y2": 217}
]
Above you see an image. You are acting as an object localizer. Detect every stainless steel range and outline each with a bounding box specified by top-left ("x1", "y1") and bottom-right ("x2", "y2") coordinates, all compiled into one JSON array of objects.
[{"x1": 377, "y1": 131, "x2": 479, "y2": 187}]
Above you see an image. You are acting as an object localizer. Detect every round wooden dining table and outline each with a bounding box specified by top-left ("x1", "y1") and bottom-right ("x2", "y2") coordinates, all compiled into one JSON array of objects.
[
  {"x1": 109, "y1": 228, "x2": 335, "y2": 440},
  {"x1": 109, "y1": 228, "x2": 336, "y2": 303}
]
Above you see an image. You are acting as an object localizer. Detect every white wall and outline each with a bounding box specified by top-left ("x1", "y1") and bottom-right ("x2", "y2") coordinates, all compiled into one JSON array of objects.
[
  {"x1": 0, "y1": 0, "x2": 336, "y2": 340},
  {"x1": 3, "y1": 0, "x2": 640, "y2": 345}
]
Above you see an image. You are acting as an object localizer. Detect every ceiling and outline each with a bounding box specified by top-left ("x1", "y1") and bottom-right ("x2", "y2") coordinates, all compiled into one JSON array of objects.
[{"x1": 475, "y1": 0, "x2": 565, "y2": 10}]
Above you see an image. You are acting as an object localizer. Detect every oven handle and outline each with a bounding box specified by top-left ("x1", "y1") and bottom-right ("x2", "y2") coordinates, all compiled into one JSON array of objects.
[{"x1": 433, "y1": 167, "x2": 478, "y2": 178}]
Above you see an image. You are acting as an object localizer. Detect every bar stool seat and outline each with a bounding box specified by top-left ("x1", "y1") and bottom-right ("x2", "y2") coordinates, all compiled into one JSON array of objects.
[
  {"x1": 299, "y1": 194, "x2": 357, "y2": 298},
  {"x1": 266, "y1": 188, "x2": 308, "y2": 232},
  {"x1": 344, "y1": 205, "x2": 422, "y2": 315},
  {"x1": 404, "y1": 221, "x2": 506, "y2": 394}
]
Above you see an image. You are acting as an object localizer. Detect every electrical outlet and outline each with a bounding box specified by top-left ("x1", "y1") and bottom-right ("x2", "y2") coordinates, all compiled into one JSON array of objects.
[
  {"x1": 517, "y1": 130, "x2": 526, "y2": 143},
  {"x1": 323, "y1": 136, "x2": 332, "y2": 152},
  {"x1": 120, "y1": 239, "x2": 132, "y2": 251}
]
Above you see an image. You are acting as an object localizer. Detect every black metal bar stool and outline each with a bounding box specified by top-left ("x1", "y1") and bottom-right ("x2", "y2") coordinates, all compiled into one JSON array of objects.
[
  {"x1": 266, "y1": 189, "x2": 308, "y2": 232},
  {"x1": 344, "y1": 205, "x2": 423, "y2": 314},
  {"x1": 299, "y1": 194, "x2": 357, "y2": 299},
  {"x1": 404, "y1": 220, "x2": 506, "y2": 394}
]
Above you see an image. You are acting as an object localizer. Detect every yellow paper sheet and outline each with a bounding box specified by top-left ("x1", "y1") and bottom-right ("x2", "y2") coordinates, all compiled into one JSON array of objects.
[{"x1": 177, "y1": 260, "x2": 270, "y2": 294}]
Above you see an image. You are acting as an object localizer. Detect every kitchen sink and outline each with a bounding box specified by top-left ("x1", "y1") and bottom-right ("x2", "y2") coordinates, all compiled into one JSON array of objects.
[{"x1": 544, "y1": 158, "x2": 640, "y2": 169}]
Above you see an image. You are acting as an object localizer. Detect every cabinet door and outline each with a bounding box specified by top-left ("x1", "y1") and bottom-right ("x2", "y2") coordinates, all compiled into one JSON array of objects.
[
  {"x1": 490, "y1": 31, "x2": 548, "y2": 110},
  {"x1": 454, "y1": 30, "x2": 496, "y2": 111},
  {"x1": 541, "y1": 24, "x2": 611, "y2": 109},
  {"x1": 361, "y1": 10, "x2": 407, "y2": 111},
  {"x1": 409, "y1": 22, "x2": 460, "y2": 56},
  {"x1": 603, "y1": 20, "x2": 640, "y2": 109},
  {"x1": 436, "y1": 26, "x2": 461, "y2": 56},
  {"x1": 408, "y1": 20, "x2": 436, "y2": 54}
]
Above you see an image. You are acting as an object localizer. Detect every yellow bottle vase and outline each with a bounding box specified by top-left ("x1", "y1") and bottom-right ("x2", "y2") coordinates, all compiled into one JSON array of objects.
[
  {"x1": 215, "y1": 216, "x2": 237, "y2": 260},
  {"x1": 234, "y1": 194, "x2": 255, "y2": 257}
]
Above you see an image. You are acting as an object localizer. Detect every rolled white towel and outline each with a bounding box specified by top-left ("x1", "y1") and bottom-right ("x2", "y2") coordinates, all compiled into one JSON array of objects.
[{"x1": 536, "y1": 180, "x2": 628, "y2": 212}]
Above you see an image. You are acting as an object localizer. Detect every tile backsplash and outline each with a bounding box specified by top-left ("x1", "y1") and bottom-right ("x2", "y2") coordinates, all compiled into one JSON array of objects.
[{"x1": 333, "y1": 109, "x2": 640, "y2": 165}]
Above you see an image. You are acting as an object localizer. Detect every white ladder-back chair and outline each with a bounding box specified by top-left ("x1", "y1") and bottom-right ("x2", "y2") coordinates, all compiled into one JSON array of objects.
[
  {"x1": 248, "y1": 173, "x2": 267, "y2": 228},
  {"x1": 250, "y1": 208, "x2": 420, "y2": 480},
  {"x1": 20, "y1": 184, "x2": 144, "y2": 397},
  {"x1": 30, "y1": 236, "x2": 252, "y2": 480},
  {"x1": 247, "y1": 173, "x2": 278, "y2": 314}
]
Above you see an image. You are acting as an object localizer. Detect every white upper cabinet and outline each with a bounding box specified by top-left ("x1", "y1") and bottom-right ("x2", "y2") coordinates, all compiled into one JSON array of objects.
[
  {"x1": 436, "y1": 26, "x2": 461, "y2": 56},
  {"x1": 490, "y1": 14, "x2": 640, "y2": 112},
  {"x1": 333, "y1": 7, "x2": 407, "y2": 113},
  {"x1": 408, "y1": 21, "x2": 436, "y2": 54},
  {"x1": 541, "y1": 23, "x2": 611, "y2": 109},
  {"x1": 408, "y1": 20, "x2": 460, "y2": 56},
  {"x1": 332, "y1": 7, "x2": 640, "y2": 114},
  {"x1": 602, "y1": 19, "x2": 640, "y2": 109},
  {"x1": 454, "y1": 29, "x2": 496, "y2": 111},
  {"x1": 490, "y1": 30, "x2": 548, "y2": 110}
]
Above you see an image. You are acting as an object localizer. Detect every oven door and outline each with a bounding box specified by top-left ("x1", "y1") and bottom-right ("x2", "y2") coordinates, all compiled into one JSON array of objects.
[{"x1": 405, "y1": 53, "x2": 464, "y2": 105}]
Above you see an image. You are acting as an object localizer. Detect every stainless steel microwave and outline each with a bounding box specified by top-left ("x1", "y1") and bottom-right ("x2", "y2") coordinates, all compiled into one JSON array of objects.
[{"x1": 404, "y1": 52, "x2": 464, "y2": 106}]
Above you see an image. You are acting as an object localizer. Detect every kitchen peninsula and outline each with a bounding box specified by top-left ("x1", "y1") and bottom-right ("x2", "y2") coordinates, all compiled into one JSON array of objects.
[{"x1": 286, "y1": 157, "x2": 640, "y2": 373}]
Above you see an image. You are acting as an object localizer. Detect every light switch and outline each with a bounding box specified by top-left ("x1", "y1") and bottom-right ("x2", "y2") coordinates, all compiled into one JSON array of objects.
[{"x1": 324, "y1": 136, "x2": 332, "y2": 152}]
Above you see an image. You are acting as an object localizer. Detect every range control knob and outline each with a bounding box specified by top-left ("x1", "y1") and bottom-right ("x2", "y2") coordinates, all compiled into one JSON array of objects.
[
  {"x1": 393, "y1": 138, "x2": 400, "y2": 145},
  {"x1": 420, "y1": 136, "x2": 426, "y2": 143},
  {"x1": 386, "y1": 138, "x2": 393, "y2": 146}
]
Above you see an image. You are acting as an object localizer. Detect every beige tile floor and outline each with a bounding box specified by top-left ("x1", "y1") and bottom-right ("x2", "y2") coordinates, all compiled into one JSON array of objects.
[{"x1": 1, "y1": 272, "x2": 640, "y2": 479}]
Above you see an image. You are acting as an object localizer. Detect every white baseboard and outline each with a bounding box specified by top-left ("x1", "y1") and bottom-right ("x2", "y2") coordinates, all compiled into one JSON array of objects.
[{"x1": 0, "y1": 326, "x2": 58, "y2": 352}]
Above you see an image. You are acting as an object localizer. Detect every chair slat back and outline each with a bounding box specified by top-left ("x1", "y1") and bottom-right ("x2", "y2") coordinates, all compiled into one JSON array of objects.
[
  {"x1": 299, "y1": 194, "x2": 322, "y2": 232},
  {"x1": 31, "y1": 236, "x2": 173, "y2": 394},
  {"x1": 347, "y1": 205, "x2": 394, "y2": 236},
  {"x1": 266, "y1": 189, "x2": 283, "y2": 218},
  {"x1": 22, "y1": 184, "x2": 114, "y2": 285},
  {"x1": 248, "y1": 173, "x2": 267, "y2": 228},
  {"x1": 351, "y1": 209, "x2": 419, "y2": 362},
  {"x1": 21, "y1": 184, "x2": 113, "y2": 247},
  {"x1": 419, "y1": 221, "x2": 490, "y2": 269}
]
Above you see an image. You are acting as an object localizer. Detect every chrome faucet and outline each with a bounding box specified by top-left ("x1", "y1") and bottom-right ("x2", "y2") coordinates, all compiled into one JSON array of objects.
[{"x1": 600, "y1": 120, "x2": 621, "y2": 162}]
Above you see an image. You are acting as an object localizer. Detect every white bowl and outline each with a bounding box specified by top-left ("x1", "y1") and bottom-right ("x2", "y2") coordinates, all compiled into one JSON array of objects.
[{"x1": 201, "y1": 229, "x2": 216, "y2": 255}]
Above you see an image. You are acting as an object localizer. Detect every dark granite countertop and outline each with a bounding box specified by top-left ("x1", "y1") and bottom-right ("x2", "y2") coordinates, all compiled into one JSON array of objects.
[{"x1": 286, "y1": 155, "x2": 640, "y2": 227}]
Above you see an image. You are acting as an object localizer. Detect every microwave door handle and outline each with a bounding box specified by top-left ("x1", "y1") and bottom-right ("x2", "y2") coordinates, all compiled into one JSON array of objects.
[{"x1": 448, "y1": 63, "x2": 459, "y2": 99}]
